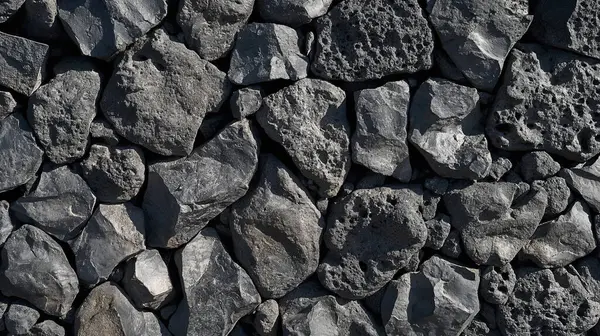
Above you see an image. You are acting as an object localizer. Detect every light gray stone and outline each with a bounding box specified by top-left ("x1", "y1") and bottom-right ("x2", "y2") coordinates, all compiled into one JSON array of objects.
[
  {"x1": 0, "y1": 201, "x2": 14, "y2": 246},
  {"x1": 536, "y1": 176, "x2": 571, "y2": 218},
  {"x1": 5, "y1": 302, "x2": 40, "y2": 335},
  {"x1": 257, "y1": 0, "x2": 333, "y2": 26},
  {"x1": 123, "y1": 249, "x2": 173, "y2": 310},
  {"x1": 560, "y1": 155, "x2": 600, "y2": 213},
  {"x1": 30, "y1": 320, "x2": 65, "y2": 336},
  {"x1": 0, "y1": 91, "x2": 16, "y2": 120},
  {"x1": 254, "y1": 300, "x2": 279, "y2": 336},
  {"x1": 0, "y1": 32, "x2": 49, "y2": 96},
  {"x1": 230, "y1": 87, "x2": 262, "y2": 119},
  {"x1": 519, "y1": 151, "x2": 560, "y2": 182},
  {"x1": 480, "y1": 264, "x2": 516, "y2": 305},
  {"x1": 0, "y1": 0, "x2": 26, "y2": 22}
]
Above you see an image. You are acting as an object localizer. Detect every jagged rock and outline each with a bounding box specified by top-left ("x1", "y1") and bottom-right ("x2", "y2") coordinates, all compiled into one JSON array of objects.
[
  {"x1": 531, "y1": 0, "x2": 600, "y2": 59},
  {"x1": 257, "y1": 0, "x2": 332, "y2": 26},
  {"x1": 0, "y1": 201, "x2": 14, "y2": 246},
  {"x1": 176, "y1": 0, "x2": 254, "y2": 61},
  {"x1": 12, "y1": 165, "x2": 96, "y2": 241},
  {"x1": 560, "y1": 155, "x2": 600, "y2": 212},
  {"x1": 169, "y1": 228, "x2": 261, "y2": 336},
  {"x1": 23, "y1": 0, "x2": 63, "y2": 42},
  {"x1": 480, "y1": 264, "x2": 516, "y2": 305},
  {"x1": 318, "y1": 186, "x2": 427, "y2": 299},
  {"x1": 231, "y1": 87, "x2": 262, "y2": 119},
  {"x1": 536, "y1": 177, "x2": 571, "y2": 218},
  {"x1": 381, "y1": 256, "x2": 480, "y2": 336},
  {"x1": 230, "y1": 155, "x2": 323, "y2": 298},
  {"x1": 0, "y1": 32, "x2": 49, "y2": 96},
  {"x1": 254, "y1": 300, "x2": 279, "y2": 336},
  {"x1": 444, "y1": 182, "x2": 547, "y2": 266},
  {"x1": 80, "y1": 144, "x2": 145, "y2": 203},
  {"x1": 429, "y1": 0, "x2": 532, "y2": 91},
  {"x1": 0, "y1": 91, "x2": 16, "y2": 120},
  {"x1": 488, "y1": 156, "x2": 513, "y2": 181},
  {"x1": 487, "y1": 44, "x2": 600, "y2": 161},
  {"x1": 0, "y1": 0, "x2": 25, "y2": 22},
  {"x1": 5, "y1": 302, "x2": 40, "y2": 335},
  {"x1": 101, "y1": 29, "x2": 231, "y2": 156},
  {"x1": 519, "y1": 151, "x2": 560, "y2": 182},
  {"x1": 70, "y1": 203, "x2": 146, "y2": 287},
  {"x1": 74, "y1": 282, "x2": 167, "y2": 336},
  {"x1": 0, "y1": 225, "x2": 78, "y2": 317},
  {"x1": 575, "y1": 257, "x2": 600, "y2": 303},
  {"x1": 28, "y1": 68, "x2": 100, "y2": 164},
  {"x1": 440, "y1": 229, "x2": 462, "y2": 258},
  {"x1": 497, "y1": 266, "x2": 600, "y2": 335},
  {"x1": 0, "y1": 116, "x2": 43, "y2": 193},
  {"x1": 425, "y1": 215, "x2": 451, "y2": 250},
  {"x1": 228, "y1": 23, "x2": 308, "y2": 85},
  {"x1": 352, "y1": 81, "x2": 412, "y2": 181},
  {"x1": 143, "y1": 119, "x2": 259, "y2": 248},
  {"x1": 311, "y1": 0, "x2": 433, "y2": 81},
  {"x1": 90, "y1": 118, "x2": 120, "y2": 146},
  {"x1": 30, "y1": 320, "x2": 65, "y2": 336},
  {"x1": 257, "y1": 78, "x2": 350, "y2": 197},
  {"x1": 409, "y1": 78, "x2": 492, "y2": 179},
  {"x1": 57, "y1": 0, "x2": 167, "y2": 59},
  {"x1": 279, "y1": 281, "x2": 384, "y2": 336},
  {"x1": 122, "y1": 249, "x2": 173, "y2": 310},
  {"x1": 520, "y1": 201, "x2": 595, "y2": 267}
]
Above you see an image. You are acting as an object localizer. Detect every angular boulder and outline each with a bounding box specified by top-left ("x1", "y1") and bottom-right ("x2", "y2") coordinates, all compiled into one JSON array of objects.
[
  {"x1": 560, "y1": 155, "x2": 600, "y2": 212},
  {"x1": 122, "y1": 249, "x2": 173, "y2": 310},
  {"x1": 0, "y1": 32, "x2": 49, "y2": 96}
]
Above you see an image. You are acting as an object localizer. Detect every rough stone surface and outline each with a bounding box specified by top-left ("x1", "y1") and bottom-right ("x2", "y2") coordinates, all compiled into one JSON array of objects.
[
  {"x1": 101, "y1": 29, "x2": 231, "y2": 156},
  {"x1": 0, "y1": 91, "x2": 16, "y2": 120},
  {"x1": 536, "y1": 176, "x2": 571, "y2": 218},
  {"x1": 57, "y1": 0, "x2": 167, "y2": 60},
  {"x1": 352, "y1": 81, "x2": 412, "y2": 181},
  {"x1": 440, "y1": 229, "x2": 463, "y2": 259},
  {"x1": 23, "y1": 0, "x2": 63, "y2": 42},
  {"x1": 70, "y1": 203, "x2": 146, "y2": 287},
  {"x1": 254, "y1": 299, "x2": 279, "y2": 336},
  {"x1": 231, "y1": 87, "x2": 262, "y2": 119},
  {"x1": 169, "y1": 228, "x2": 261, "y2": 336},
  {"x1": 444, "y1": 182, "x2": 548, "y2": 266},
  {"x1": 318, "y1": 186, "x2": 427, "y2": 299},
  {"x1": 0, "y1": 225, "x2": 79, "y2": 317},
  {"x1": 560, "y1": 155, "x2": 600, "y2": 213},
  {"x1": 143, "y1": 119, "x2": 259, "y2": 248},
  {"x1": 487, "y1": 44, "x2": 600, "y2": 161},
  {"x1": 176, "y1": 0, "x2": 254, "y2": 61},
  {"x1": 488, "y1": 156, "x2": 513, "y2": 181},
  {"x1": 520, "y1": 201, "x2": 595, "y2": 268},
  {"x1": 409, "y1": 78, "x2": 492, "y2": 179},
  {"x1": 519, "y1": 151, "x2": 560, "y2": 182},
  {"x1": 80, "y1": 144, "x2": 145, "y2": 203},
  {"x1": 122, "y1": 249, "x2": 173, "y2": 310},
  {"x1": 0, "y1": 0, "x2": 26, "y2": 23},
  {"x1": 424, "y1": 214, "x2": 452, "y2": 250},
  {"x1": 257, "y1": 0, "x2": 333, "y2": 27},
  {"x1": 0, "y1": 201, "x2": 13, "y2": 247},
  {"x1": 30, "y1": 320, "x2": 65, "y2": 336},
  {"x1": 90, "y1": 118, "x2": 120, "y2": 146},
  {"x1": 28, "y1": 68, "x2": 100, "y2": 164},
  {"x1": 429, "y1": 0, "x2": 532, "y2": 91},
  {"x1": 230, "y1": 155, "x2": 323, "y2": 298},
  {"x1": 480, "y1": 264, "x2": 516, "y2": 305},
  {"x1": 381, "y1": 256, "x2": 480, "y2": 336},
  {"x1": 311, "y1": 0, "x2": 434, "y2": 81},
  {"x1": 257, "y1": 78, "x2": 350, "y2": 197},
  {"x1": 228, "y1": 23, "x2": 309, "y2": 85},
  {"x1": 5, "y1": 302, "x2": 40, "y2": 335},
  {"x1": 0, "y1": 32, "x2": 49, "y2": 96},
  {"x1": 497, "y1": 266, "x2": 600, "y2": 335}
]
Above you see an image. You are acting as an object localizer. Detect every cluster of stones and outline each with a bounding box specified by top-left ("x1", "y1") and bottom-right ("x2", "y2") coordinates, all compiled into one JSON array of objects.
[{"x1": 0, "y1": 0, "x2": 599, "y2": 335}]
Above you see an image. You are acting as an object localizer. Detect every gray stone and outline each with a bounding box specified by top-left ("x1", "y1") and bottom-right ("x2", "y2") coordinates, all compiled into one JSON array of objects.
[
  {"x1": 23, "y1": 0, "x2": 63, "y2": 42},
  {"x1": 0, "y1": 0, "x2": 25, "y2": 22},
  {"x1": 430, "y1": 0, "x2": 532, "y2": 91},
  {"x1": 90, "y1": 118, "x2": 120, "y2": 146},
  {"x1": 311, "y1": 0, "x2": 434, "y2": 81},
  {"x1": 422, "y1": 191, "x2": 440, "y2": 221},
  {"x1": 531, "y1": 0, "x2": 600, "y2": 60},
  {"x1": 0, "y1": 32, "x2": 49, "y2": 96},
  {"x1": 228, "y1": 23, "x2": 309, "y2": 85},
  {"x1": 80, "y1": 144, "x2": 145, "y2": 203},
  {"x1": 169, "y1": 228, "x2": 261, "y2": 336},
  {"x1": 123, "y1": 249, "x2": 173, "y2": 310},
  {"x1": 488, "y1": 157, "x2": 513, "y2": 181},
  {"x1": 318, "y1": 186, "x2": 427, "y2": 299},
  {"x1": 257, "y1": 0, "x2": 332, "y2": 26},
  {"x1": 409, "y1": 78, "x2": 492, "y2": 179},
  {"x1": 5, "y1": 302, "x2": 40, "y2": 335},
  {"x1": 58, "y1": 0, "x2": 167, "y2": 60},
  {"x1": 433, "y1": 48, "x2": 468, "y2": 84},
  {"x1": 0, "y1": 201, "x2": 14, "y2": 246},
  {"x1": 560, "y1": 155, "x2": 600, "y2": 213},
  {"x1": 257, "y1": 78, "x2": 350, "y2": 197},
  {"x1": 460, "y1": 318, "x2": 500, "y2": 336},
  {"x1": 480, "y1": 264, "x2": 516, "y2": 305},
  {"x1": 519, "y1": 151, "x2": 560, "y2": 182},
  {"x1": 230, "y1": 87, "x2": 262, "y2": 119},
  {"x1": 497, "y1": 266, "x2": 600, "y2": 335},
  {"x1": 0, "y1": 225, "x2": 79, "y2": 317},
  {"x1": 0, "y1": 91, "x2": 16, "y2": 120},
  {"x1": 487, "y1": 44, "x2": 600, "y2": 161},
  {"x1": 575, "y1": 257, "x2": 600, "y2": 303},
  {"x1": 74, "y1": 282, "x2": 167, "y2": 336},
  {"x1": 254, "y1": 300, "x2": 279, "y2": 336},
  {"x1": 0, "y1": 297, "x2": 6, "y2": 332},
  {"x1": 352, "y1": 81, "x2": 412, "y2": 182},
  {"x1": 0, "y1": 116, "x2": 43, "y2": 193},
  {"x1": 229, "y1": 155, "x2": 323, "y2": 298},
  {"x1": 30, "y1": 320, "x2": 65, "y2": 336},
  {"x1": 520, "y1": 201, "x2": 595, "y2": 268},
  {"x1": 12, "y1": 165, "x2": 96, "y2": 241},
  {"x1": 425, "y1": 215, "x2": 451, "y2": 250},
  {"x1": 176, "y1": 0, "x2": 254, "y2": 61},
  {"x1": 440, "y1": 229, "x2": 462, "y2": 259},
  {"x1": 70, "y1": 203, "x2": 146, "y2": 287},
  {"x1": 381, "y1": 256, "x2": 480, "y2": 336},
  {"x1": 444, "y1": 182, "x2": 547, "y2": 266},
  {"x1": 28, "y1": 68, "x2": 100, "y2": 164},
  {"x1": 536, "y1": 177, "x2": 571, "y2": 218},
  {"x1": 279, "y1": 281, "x2": 384, "y2": 336},
  {"x1": 101, "y1": 29, "x2": 231, "y2": 156},
  {"x1": 143, "y1": 119, "x2": 259, "y2": 248}
]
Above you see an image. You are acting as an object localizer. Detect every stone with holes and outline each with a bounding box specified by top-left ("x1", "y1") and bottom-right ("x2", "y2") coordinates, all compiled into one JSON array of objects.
[
  {"x1": 0, "y1": 32, "x2": 49, "y2": 96},
  {"x1": 560, "y1": 155, "x2": 600, "y2": 213},
  {"x1": 122, "y1": 249, "x2": 173, "y2": 310},
  {"x1": 101, "y1": 29, "x2": 231, "y2": 156},
  {"x1": 480, "y1": 264, "x2": 516, "y2": 305},
  {"x1": 311, "y1": 0, "x2": 433, "y2": 81},
  {"x1": 519, "y1": 151, "x2": 560, "y2": 182},
  {"x1": 317, "y1": 186, "x2": 427, "y2": 299},
  {"x1": 257, "y1": 0, "x2": 333, "y2": 27},
  {"x1": 381, "y1": 256, "x2": 480, "y2": 336},
  {"x1": 487, "y1": 44, "x2": 600, "y2": 161}
]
